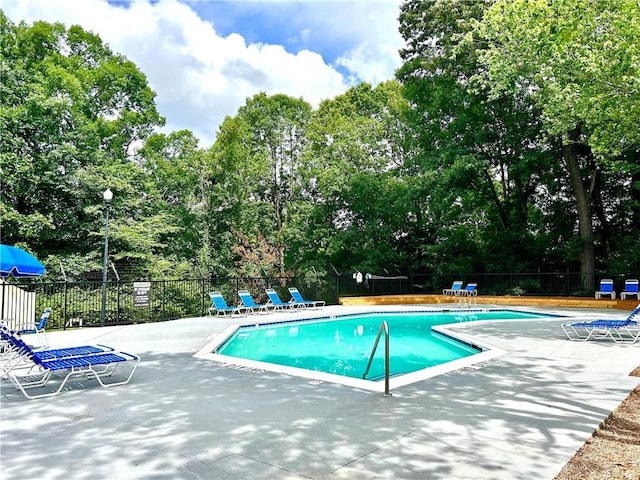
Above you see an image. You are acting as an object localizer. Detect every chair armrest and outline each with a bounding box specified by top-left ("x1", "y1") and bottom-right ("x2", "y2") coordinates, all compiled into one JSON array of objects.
[{"x1": 13, "y1": 322, "x2": 37, "y2": 332}]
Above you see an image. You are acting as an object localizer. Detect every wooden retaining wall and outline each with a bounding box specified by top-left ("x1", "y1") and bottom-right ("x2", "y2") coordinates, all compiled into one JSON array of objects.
[{"x1": 339, "y1": 294, "x2": 639, "y2": 311}]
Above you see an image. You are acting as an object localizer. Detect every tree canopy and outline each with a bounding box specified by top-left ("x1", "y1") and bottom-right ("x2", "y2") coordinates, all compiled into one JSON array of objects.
[
  {"x1": 1, "y1": 12, "x2": 167, "y2": 278},
  {"x1": 463, "y1": 0, "x2": 640, "y2": 282},
  {"x1": 2, "y1": 5, "x2": 639, "y2": 285}
]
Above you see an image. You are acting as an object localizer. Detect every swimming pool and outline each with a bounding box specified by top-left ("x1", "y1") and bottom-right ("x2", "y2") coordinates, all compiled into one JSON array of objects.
[{"x1": 198, "y1": 309, "x2": 556, "y2": 390}]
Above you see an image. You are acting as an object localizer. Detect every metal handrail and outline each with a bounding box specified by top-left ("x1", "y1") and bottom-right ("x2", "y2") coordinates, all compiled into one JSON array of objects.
[{"x1": 362, "y1": 320, "x2": 392, "y2": 396}]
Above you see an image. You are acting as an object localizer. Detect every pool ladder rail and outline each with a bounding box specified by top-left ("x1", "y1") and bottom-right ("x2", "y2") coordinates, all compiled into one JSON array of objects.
[{"x1": 362, "y1": 320, "x2": 392, "y2": 397}]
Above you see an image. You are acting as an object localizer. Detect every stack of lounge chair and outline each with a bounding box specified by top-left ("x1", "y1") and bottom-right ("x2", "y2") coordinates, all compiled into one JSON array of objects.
[{"x1": 0, "y1": 325, "x2": 140, "y2": 399}]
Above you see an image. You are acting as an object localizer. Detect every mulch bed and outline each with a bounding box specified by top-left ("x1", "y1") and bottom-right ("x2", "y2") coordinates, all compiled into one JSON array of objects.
[{"x1": 554, "y1": 366, "x2": 640, "y2": 480}]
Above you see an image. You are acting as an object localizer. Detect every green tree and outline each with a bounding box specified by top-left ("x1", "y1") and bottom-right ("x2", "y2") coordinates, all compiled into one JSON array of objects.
[
  {"x1": 469, "y1": 0, "x2": 640, "y2": 281},
  {"x1": 136, "y1": 130, "x2": 209, "y2": 277},
  {"x1": 207, "y1": 93, "x2": 312, "y2": 276},
  {"x1": 76, "y1": 162, "x2": 181, "y2": 279},
  {"x1": 0, "y1": 14, "x2": 165, "y2": 276},
  {"x1": 397, "y1": 0, "x2": 559, "y2": 274},
  {"x1": 299, "y1": 81, "x2": 413, "y2": 273}
]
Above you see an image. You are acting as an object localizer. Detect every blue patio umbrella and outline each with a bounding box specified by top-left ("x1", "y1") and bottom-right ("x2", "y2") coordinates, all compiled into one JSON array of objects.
[{"x1": 0, "y1": 244, "x2": 46, "y2": 277}]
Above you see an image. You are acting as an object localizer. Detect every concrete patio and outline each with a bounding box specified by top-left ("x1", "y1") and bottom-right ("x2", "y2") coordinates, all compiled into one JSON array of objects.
[{"x1": 1, "y1": 304, "x2": 638, "y2": 479}]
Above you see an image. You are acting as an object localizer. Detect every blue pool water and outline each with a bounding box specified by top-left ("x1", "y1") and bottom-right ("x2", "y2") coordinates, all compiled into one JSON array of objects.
[{"x1": 216, "y1": 310, "x2": 552, "y2": 381}]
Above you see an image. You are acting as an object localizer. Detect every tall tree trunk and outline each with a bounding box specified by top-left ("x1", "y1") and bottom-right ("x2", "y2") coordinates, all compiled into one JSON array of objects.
[{"x1": 563, "y1": 126, "x2": 595, "y2": 290}]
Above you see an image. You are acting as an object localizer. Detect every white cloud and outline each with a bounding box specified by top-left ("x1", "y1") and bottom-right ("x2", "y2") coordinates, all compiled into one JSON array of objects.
[
  {"x1": 337, "y1": 42, "x2": 402, "y2": 85},
  {"x1": 2, "y1": 0, "x2": 403, "y2": 147},
  {"x1": 300, "y1": 2, "x2": 403, "y2": 84}
]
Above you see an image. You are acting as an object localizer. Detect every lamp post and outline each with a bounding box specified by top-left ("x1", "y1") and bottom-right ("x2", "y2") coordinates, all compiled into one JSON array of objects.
[{"x1": 100, "y1": 188, "x2": 113, "y2": 327}]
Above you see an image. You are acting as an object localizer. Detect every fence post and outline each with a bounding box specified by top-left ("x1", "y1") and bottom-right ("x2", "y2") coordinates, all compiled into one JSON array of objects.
[
  {"x1": 116, "y1": 280, "x2": 121, "y2": 324},
  {"x1": 63, "y1": 281, "x2": 68, "y2": 330},
  {"x1": 163, "y1": 280, "x2": 166, "y2": 320},
  {"x1": 202, "y1": 278, "x2": 206, "y2": 316},
  {"x1": 314, "y1": 276, "x2": 318, "y2": 300}
]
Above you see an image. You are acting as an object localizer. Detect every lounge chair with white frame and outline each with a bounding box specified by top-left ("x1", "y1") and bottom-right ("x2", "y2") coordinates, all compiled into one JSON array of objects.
[
  {"x1": 13, "y1": 307, "x2": 51, "y2": 348},
  {"x1": 288, "y1": 287, "x2": 325, "y2": 309},
  {"x1": 460, "y1": 283, "x2": 478, "y2": 296},
  {"x1": 594, "y1": 279, "x2": 616, "y2": 299},
  {"x1": 621, "y1": 279, "x2": 639, "y2": 300},
  {"x1": 238, "y1": 290, "x2": 271, "y2": 314},
  {"x1": 265, "y1": 288, "x2": 298, "y2": 310},
  {"x1": 208, "y1": 292, "x2": 247, "y2": 316},
  {"x1": 443, "y1": 281, "x2": 463, "y2": 296},
  {"x1": 561, "y1": 304, "x2": 640, "y2": 343}
]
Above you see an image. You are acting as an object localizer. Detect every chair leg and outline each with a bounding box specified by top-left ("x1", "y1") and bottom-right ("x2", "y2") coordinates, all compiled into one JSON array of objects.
[{"x1": 37, "y1": 329, "x2": 49, "y2": 348}]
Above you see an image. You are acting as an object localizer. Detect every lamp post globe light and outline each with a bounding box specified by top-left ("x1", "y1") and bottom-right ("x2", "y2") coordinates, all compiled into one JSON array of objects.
[{"x1": 101, "y1": 188, "x2": 113, "y2": 327}]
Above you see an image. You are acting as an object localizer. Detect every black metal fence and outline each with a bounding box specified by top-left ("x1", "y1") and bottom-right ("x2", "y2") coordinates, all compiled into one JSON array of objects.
[
  {"x1": 1, "y1": 276, "x2": 334, "y2": 330},
  {"x1": 0, "y1": 271, "x2": 624, "y2": 329},
  {"x1": 340, "y1": 272, "x2": 608, "y2": 298}
]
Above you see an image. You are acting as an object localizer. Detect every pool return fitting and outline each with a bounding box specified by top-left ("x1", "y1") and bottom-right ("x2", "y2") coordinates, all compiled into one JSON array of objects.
[{"x1": 362, "y1": 320, "x2": 392, "y2": 397}]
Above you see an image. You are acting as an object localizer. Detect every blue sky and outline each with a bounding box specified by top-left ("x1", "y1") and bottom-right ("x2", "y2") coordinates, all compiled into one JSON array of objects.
[
  {"x1": 4, "y1": 0, "x2": 404, "y2": 146},
  {"x1": 187, "y1": 1, "x2": 388, "y2": 68},
  {"x1": 190, "y1": 2, "x2": 344, "y2": 56}
]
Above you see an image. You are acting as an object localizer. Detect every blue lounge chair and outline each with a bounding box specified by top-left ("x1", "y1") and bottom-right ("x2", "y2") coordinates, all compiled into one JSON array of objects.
[
  {"x1": 561, "y1": 304, "x2": 640, "y2": 343},
  {"x1": 0, "y1": 326, "x2": 115, "y2": 375},
  {"x1": 238, "y1": 290, "x2": 271, "y2": 314},
  {"x1": 594, "y1": 279, "x2": 616, "y2": 299},
  {"x1": 265, "y1": 288, "x2": 297, "y2": 310},
  {"x1": 460, "y1": 283, "x2": 478, "y2": 296},
  {"x1": 288, "y1": 287, "x2": 325, "y2": 309},
  {"x1": 0, "y1": 326, "x2": 139, "y2": 399},
  {"x1": 443, "y1": 281, "x2": 463, "y2": 296},
  {"x1": 621, "y1": 279, "x2": 639, "y2": 300},
  {"x1": 14, "y1": 307, "x2": 51, "y2": 348},
  {"x1": 208, "y1": 292, "x2": 247, "y2": 316}
]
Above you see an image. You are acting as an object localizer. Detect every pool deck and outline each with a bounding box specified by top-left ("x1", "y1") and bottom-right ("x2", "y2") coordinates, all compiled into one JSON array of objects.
[{"x1": 1, "y1": 304, "x2": 639, "y2": 480}]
